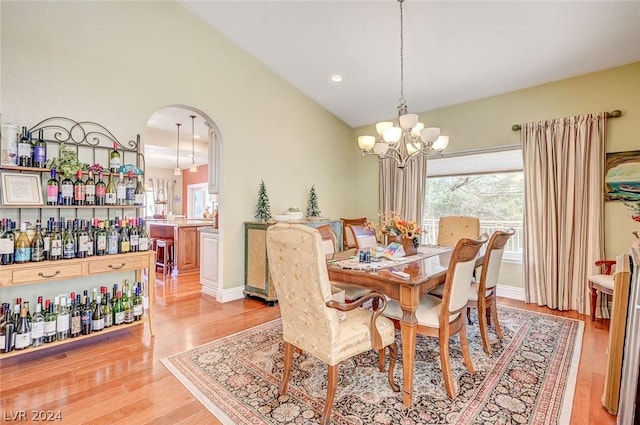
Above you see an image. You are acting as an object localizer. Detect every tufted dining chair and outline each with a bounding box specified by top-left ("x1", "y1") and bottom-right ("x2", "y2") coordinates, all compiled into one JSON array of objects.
[
  {"x1": 340, "y1": 217, "x2": 367, "y2": 249},
  {"x1": 266, "y1": 223, "x2": 399, "y2": 425},
  {"x1": 382, "y1": 236, "x2": 487, "y2": 399},
  {"x1": 467, "y1": 228, "x2": 515, "y2": 354},
  {"x1": 437, "y1": 216, "x2": 480, "y2": 247}
]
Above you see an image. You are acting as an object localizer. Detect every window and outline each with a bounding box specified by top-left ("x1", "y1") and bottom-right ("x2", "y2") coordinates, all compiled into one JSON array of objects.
[
  {"x1": 423, "y1": 147, "x2": 523, "y2": 261},
  {"x1": 186, "y1": 182, "x2": 217, "y2": 219}
]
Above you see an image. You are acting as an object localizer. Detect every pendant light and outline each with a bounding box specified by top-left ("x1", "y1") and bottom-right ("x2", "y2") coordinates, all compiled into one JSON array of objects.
[
  {"x1": 173, "y1": 123, "x2": 182, "y2": 176},
  {"x1": 188, "y1": 115, "x2": 198, "y2": 173}
]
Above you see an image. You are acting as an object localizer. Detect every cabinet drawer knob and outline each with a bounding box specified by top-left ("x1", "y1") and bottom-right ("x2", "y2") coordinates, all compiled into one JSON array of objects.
[
  {"x1": 108, "y1": 263, "x2": 126, "y2": 270},
  {"x1": 38, "y1": 270, "x2": 61, "y2": 278}
]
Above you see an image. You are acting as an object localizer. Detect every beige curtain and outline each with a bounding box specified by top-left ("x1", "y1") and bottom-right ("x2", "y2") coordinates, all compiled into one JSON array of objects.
[
  {"x1": 522, "y1": 113, "x2": 606, "y2": 315},
  {"x1": 379, "y1": 155, "x2": 427, "y2": 224}
]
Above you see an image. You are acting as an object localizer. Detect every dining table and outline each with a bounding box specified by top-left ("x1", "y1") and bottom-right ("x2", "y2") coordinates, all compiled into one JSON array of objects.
[{"x1": 326, "y1": 246, "x2": 484, "y2": 407}]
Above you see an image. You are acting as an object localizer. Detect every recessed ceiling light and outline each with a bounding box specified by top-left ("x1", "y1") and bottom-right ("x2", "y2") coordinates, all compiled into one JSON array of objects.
[{"x1": 330, "y1": 74, "x2": 343, "y2": 83}]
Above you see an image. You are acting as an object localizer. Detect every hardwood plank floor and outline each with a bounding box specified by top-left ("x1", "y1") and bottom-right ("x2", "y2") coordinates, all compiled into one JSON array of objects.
[{"x1": 0, "y1": 273, "x2": 617, "y2": 424}]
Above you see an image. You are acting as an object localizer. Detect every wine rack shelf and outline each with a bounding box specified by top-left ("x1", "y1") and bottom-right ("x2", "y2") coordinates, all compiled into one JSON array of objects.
[
  {"x1": 0, "y1": 317, "x2": 150, "y2": 360},
  {"x1": 0, "y1": 251, "x2": 156, "y2": 359}
]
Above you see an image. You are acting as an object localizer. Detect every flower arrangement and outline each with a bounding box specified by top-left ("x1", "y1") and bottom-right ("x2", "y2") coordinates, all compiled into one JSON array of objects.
[{"x1": 368, "y1": 211, "x2": 422, "y2": 241}]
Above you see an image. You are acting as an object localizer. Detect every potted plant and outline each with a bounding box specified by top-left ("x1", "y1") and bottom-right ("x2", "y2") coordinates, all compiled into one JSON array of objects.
[{"x1": 45, "y1": 143, "x2": 87, "y2": 178}]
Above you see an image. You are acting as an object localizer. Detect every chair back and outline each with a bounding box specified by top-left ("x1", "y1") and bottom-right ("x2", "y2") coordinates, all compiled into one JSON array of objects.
[
  {"x1": 437, "y1": 216, "x2": 480, "y2": 247},
  {"x1": 266, "y1": 224, "x2": 339, "y2": 359},
  {"x1": 316, "y1": 224, "x2": 337, "y2": 256},
  {"x1": 442, "y1": 236, "x2": 487, "y2": 314},
  {"x1": 346, "y1": 224, "x2": 377, "y2": 250},
  {"x1": 480, "y1": 229, "x2": 515, "y2": 291},
  {"x1": 341, "y1": 217, "x2": 367, "y2": 248}
]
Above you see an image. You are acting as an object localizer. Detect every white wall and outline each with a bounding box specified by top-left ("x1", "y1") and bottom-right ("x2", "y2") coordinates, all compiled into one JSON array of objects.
[{"x1": 1, "y1": 1, "x2": 358, "y2": 292}]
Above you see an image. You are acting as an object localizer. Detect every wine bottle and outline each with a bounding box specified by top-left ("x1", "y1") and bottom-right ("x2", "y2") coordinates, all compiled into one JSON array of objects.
[
  {"x1": 55, "y1": 296, "x2": 69, "y2": 341},
  {"x1": 95, "y1": 221, "x2": 107, "y2": 256},
  {"x1": 1, "y1": 303, "x2": 15, "y2": 352},
  {"x1": 109, "y1": 141, "x2": 121, "y2": 174},
  {"x1": 105, "y1": 174, "x2": 117, "y2": 206},
  {"x1": 76, "y1": 220, "x2": 89, "y2": 259},
  {"x1": 107, "y1": 223, "x2": 119, "y2": 255},
  {"x1": 73, "y1": 170, "x2": 86, "y2": 206},
  {"x1": 113, "y1": 291, "x2": 125, "y2": 326},
  {"x1": 86, "y1": 220, "x2": 94, "y2": 257},
  {"x1": 49, "y1": 222, "x2": 62, "y2": 261},
  {"x1": 42, "y1": 300, "x2": 57, "y2": 343},
  {"x1": 17, "y1": 126, "x2": 32, "y2": 167},
  {"x1": 62, "y1": 220, "x2": 75, "y2": 259},
  {"x1": 92, "y1": 294, "x2": 104, "y2": 332},
  {"x1": 95, "y1": 172, "x2": 106, "y2": 206},
  {"x1": 129, "y1": 219, "x2": 139, "y2": 252},
  {"x1": 43, "y1": 219, "x2": 52, "y2": 260},
  {"x1": 33, "y1": 129, "x2": 47, "y2": 168},
  {"x1": 31, "y1": 220, "x2": 45, "y2": 262},
  {"x1": 80, "y1": 296, "x2": 92, "y2": 335},
  {"x1": 46, "y1": 169, "x2": 59, "y2": 205},
  {"x1": 119, "y1": 221, "x2": 130, "y2": 254},
  {"x1": 116, "y1": 172, "x2": 126, "y2": 206},
  {"x1": 138, "y1": 219, "x2": 149, "y2": 252},
  {"x1": 85, "y1": 170, "x2": 96, "y2": 205},
  {"x1": 14, "y1": 222, "x2": 32, "y2": 264},
  {"x1": 0, "y1": 219, "x2": 15, "y2": 265},
  {"x1": 31, "y1": 300, "x2": 45, "y2": 347},
  {"x1": 103, "y1": 292, "x2": 113, "y2": 329},
  {"x1": 134, "y1": 175, "x2": 144, "y2": 206},
  {"x1": 60, "y1": 174, "x2": 74, "y2": 206},
  {"x1": 123, "y1": 287, "x2": 134, "y2": 324},
  {"x1": 69, "y1": 293, "x2": 81, "y2": 338},
  {"x1": 14, "y1": 307, "x2": 31, "y2": 350},
  {"x1": 133, "y1": 286, "x2": 143, "y2": 321}
]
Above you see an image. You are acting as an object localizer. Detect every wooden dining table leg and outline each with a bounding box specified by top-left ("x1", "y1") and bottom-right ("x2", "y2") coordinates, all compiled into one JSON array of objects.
[{"x1": 399, "y1": 286, "x2": 419, "y2": 407}]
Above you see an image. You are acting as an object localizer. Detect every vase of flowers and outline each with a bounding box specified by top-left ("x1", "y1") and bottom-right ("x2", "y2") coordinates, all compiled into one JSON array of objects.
[{"x1": 369, "y1": 211, "x2": 421, "y2": 256}]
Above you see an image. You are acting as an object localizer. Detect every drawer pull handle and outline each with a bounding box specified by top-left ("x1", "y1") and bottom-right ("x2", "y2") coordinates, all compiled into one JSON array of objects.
[
  {"x1": 38, "y1": 270, "x2": 61, "y2": 278},
  {"x1": 108, "y1": 263, "x2": 126, "y2": 270}
]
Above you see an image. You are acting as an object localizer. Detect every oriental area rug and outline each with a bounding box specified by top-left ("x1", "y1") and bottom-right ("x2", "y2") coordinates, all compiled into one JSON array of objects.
[{"x1": 161, "y1": 306, "x2": 583, "y2": 425}]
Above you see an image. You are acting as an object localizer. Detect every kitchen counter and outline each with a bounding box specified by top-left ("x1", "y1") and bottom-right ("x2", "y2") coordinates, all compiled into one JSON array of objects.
[{"x1": 149, "y1": 222, "x2": 212, "y2": 275}]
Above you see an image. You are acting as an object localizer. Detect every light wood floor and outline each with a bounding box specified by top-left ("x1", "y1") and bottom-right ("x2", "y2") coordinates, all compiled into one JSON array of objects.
[{"x1": 0, "y1": 272, "x2": 617, "y2": 425}]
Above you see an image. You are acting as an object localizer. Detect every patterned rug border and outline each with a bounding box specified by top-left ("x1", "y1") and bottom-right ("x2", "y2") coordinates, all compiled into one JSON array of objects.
[{"x1": 161, "y1": 305, "x2": 584, "y2": 425}]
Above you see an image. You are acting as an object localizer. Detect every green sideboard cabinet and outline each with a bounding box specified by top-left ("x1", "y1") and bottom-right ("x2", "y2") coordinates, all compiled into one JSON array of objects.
[{"x1": 243, "y1": 220, "x2": 343, "y2": 305}]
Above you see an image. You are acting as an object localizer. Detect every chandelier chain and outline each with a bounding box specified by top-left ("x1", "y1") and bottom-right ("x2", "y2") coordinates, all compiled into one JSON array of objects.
[{"x1": 399, "y1": 0, "x2": 405, "y2": 108}]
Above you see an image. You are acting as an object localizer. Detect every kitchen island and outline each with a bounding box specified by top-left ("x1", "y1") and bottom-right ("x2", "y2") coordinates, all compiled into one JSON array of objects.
[{"x1": 148, "y1": 220, "x2": 214, "y2": 275}]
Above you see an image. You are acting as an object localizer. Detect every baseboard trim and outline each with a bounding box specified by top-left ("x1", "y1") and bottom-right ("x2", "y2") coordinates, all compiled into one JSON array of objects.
[
  {"x1": 202, "y1": 284, "x2": 245, "y2": 303},
  {"x1": 496, "y1": 284, "x2": 526, "y2": 301}
]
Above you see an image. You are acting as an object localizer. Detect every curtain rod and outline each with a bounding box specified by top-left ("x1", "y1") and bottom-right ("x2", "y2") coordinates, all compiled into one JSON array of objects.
[{"x1": 511, "y1": 109, "x2": 622, "y2": 131}]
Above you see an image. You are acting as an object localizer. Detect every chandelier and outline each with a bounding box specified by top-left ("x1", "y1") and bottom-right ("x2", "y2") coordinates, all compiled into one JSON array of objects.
[{"x1": 357, "y1": 0, "x2": 449, "y2": 169}]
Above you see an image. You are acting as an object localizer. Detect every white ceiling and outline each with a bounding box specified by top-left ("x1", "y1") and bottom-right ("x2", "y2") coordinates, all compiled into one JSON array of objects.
[{"x1": 179, "y1": 0, "x2": 640, "y2": 128}]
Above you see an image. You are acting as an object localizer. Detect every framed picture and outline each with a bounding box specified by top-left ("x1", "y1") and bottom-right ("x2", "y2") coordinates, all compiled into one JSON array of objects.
[
  {"x1": 1, "y1": 173, "x2": 44, "y2": 206},
  {"x1": 605, "y1": 150, "x2": 640, "y2": 202}
]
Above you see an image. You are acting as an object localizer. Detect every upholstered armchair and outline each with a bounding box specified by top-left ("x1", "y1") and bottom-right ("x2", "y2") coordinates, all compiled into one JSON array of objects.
[
  {"x1": 467, "y1": 228, "x2": 515, "y2": 354},
  {"x1": 382, "y1": 236, "x2": 487, "y2": 399},
  {"x1": 588, "y1": 259, "x2": 616, "y2": 320},
  {"x1": 266, "y1": 223, "x2": 399, "y2": 425},
  {"x1": 340, "y1": 217, "x2": 367, "y2": 249},
  {"x1": 345, "y1": 223, "x2": 378, "y2": 250}
]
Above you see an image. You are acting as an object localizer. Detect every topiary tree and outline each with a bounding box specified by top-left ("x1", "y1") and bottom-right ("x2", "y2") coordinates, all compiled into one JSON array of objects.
[
  {"x1": 255, "y1": 179, "x2": 272, "y2": 221},
  {"x1": 306, "y1": 184, "x2": 321, "y2": 217}
]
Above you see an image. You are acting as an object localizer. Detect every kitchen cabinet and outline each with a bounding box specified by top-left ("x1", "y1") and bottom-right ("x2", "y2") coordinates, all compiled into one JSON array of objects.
[{"x1": 148, "y1": 221, "x2": 212, "y2": 275}]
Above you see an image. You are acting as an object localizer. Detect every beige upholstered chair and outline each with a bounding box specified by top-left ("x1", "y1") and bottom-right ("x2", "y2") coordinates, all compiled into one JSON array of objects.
[
  {"x1": 341, "y1": 217, "x2": 367, "y2": 249},
  {"x1": 437, "y1": 215, "x2": 480, "y2": 247},
  {"x1": 382, "y1": 236, "x2": 487, "y2": 399},
  {"x1": 467, "y1": 228, "x2": 515, "y2": 354},
  {"x1": 266, "y1": 224, "x2": 399, "y2": 425},
  {"x1": 588, "y1": 259, "x2": 616, "y2": 321},
  {"x1": 345, "y1": 224, "x2": 378, "y2": 250}
]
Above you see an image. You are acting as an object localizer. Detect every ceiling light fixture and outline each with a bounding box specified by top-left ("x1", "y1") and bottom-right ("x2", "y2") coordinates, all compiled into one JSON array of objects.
[
  {"x1": 174, "y1": 122, "x2": 182, "y2": 176},
  {"x1": 331, "y1": 74, "x2": 343, "y2": 83},
  {"x1": 357, "y1": 0, "x2": 449, "y2": 169},
  {"x1": 189, "y1": 115, "x2": 198, "y2": 173}
]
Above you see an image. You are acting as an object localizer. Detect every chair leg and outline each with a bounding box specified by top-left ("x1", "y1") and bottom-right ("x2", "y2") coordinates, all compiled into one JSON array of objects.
[
  {"x1": 459, "y1": 321, "x2": 475, "y2": 374},
  {"x1": 378, "y1": 349, "x2": 385, "y2": 372},
  {"x1": 280, "y1": 342, "x2": 294, "y2": 396},
  {"x1": 387, "y1": 343, "x2": 400, "y2": 392},
  {"x1": 321, "y1": 364, "x2": 339, "y2": 425},
  {"x1": 467, "y1": 307, "x2": 472, "y2": 325},
  {"x1": 477, "y1": 303, "x2": 491, "y2": 354},
  {"x1": 439, "y1": 331, "x2": 456, "y2": 399},
  {"x1": 590, "y1": 285, "x2": 597, "y2": 321},
  {"x1": 491, "y1": 298, "x2": 503, "y2": 340}
]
